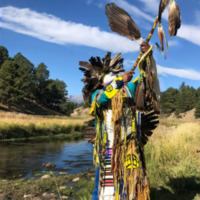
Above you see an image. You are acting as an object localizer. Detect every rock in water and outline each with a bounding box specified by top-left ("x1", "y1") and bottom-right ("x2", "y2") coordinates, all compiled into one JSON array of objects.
[{"x1": 42, "y1": 162, "x2": 56, "y2": 168}]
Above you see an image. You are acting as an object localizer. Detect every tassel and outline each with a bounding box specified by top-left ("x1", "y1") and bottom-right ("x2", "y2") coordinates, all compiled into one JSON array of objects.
[{"x1": 135, "y1": 81, "x2": 145, "y2": 111}]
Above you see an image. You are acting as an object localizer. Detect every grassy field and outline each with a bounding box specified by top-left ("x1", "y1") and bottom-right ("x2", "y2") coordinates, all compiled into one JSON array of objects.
[
  {"x1": 0, "y1": 111, "x2": 92, "y2": 140},
  {"x1": 145, "y1": 119, "x2": 200, "y2": 200},
  {"x1": 0, "y1": 113, "x2": 199, "y2": 199}
]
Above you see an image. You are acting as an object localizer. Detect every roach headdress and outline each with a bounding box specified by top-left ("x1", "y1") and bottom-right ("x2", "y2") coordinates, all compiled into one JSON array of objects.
[{"x1": 79, "y1": 52, "x2": 124, "y2": 103}]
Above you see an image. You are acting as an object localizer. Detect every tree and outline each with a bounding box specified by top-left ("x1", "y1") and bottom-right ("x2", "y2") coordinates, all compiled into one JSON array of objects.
[
  {"x1": 195, "y1": 97, "x2": 200, "y2": 119},
  {"x1": 160, "y1": 87, "x2": 179, "y2": 114},
  {"x1": 177, "y1": 83, "x2": 197, "y2": 113},
  {"x1": 34, "y1": 63, "x2": 49, "y2": 104},
  {"x1": 0, "y1": 60, "x2": 20, "y2": 109},
  {"x1": 13, "y1": 53, "x2": 35, "y2": 99},
  {"x1": 59, "y1": 101, "x2": 78, "y2": 115},
  {"x1": 0, "y1": 46, "x2": 9, "y2": 67},
  {"x1": 45, "y1": 79, "x2": 68, "y2": 107}
]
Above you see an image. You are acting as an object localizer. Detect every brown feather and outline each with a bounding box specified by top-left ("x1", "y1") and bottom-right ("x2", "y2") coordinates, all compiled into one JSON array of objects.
[
  {"x1": 106, "y1": 3, "x2": 141, "y2": 40},
  {"x1": 168, "y1": 1, "x2": 181, "y2": 36},
  {"x1": 109, "y1": 53, "x2": 122, "y2": 67},
  {"x1": 153, "y1": 100, "x2": 160, "y2": 114},
  {"x1": 79, "y1": 61, "x2": 94, "y2": 70},
  {"x1": 158, "y1": 0, "x2": 169, "y2": 22}
]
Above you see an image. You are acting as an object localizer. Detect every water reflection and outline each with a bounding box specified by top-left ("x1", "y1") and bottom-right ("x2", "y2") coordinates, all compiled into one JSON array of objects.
[{"x1": 0, "y1": 139, "x2": 93, "y2": 179}]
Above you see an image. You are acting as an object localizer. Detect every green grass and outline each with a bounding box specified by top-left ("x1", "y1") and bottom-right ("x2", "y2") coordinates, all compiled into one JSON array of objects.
[
  {"x1": 0, "y1": 123, "x2": 85, "y2": 140},
  {"x1": 0, "y1": 170, "x2": 95, "y2": 200}
]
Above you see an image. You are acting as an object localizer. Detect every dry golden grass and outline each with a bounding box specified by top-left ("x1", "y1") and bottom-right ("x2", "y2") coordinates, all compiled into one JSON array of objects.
[
  {"x1": 0, "y1": 111, "x2": 94, "y2": 139},
  {"x1": 0, "y1": 111, "x2": 92, "y2": 126},
  {"x1": 145, "y1": 121, "x2": 200, "y2": 190}
]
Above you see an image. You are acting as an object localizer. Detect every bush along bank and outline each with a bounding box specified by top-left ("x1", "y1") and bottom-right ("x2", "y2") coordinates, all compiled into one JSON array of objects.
[{"x1": 0, "y1": 123, "x2": 86, "y2": 140}]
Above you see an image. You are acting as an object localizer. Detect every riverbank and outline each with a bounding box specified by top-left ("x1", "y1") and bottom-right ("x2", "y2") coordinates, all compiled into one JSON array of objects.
[
  {"x1": 0, "y1": 112, "x2": 92, "y2": 140},
  {"x1": 0, "y1": 169, "x2": 95, "y2": 200}
]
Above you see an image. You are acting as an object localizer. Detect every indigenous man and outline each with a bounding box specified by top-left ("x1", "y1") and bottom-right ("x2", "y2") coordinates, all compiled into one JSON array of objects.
[{"x1": 79, "y1": 42, "x2": 160, "y2": 200}]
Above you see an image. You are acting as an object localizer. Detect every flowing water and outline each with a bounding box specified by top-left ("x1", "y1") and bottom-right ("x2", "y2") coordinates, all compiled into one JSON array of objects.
[{"x1": 0, "y1": 139, "x2": 94, "y2": 179}]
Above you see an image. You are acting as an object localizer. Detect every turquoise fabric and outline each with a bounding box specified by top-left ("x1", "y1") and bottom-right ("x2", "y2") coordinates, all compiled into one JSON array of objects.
[{"x1": 91, "y1": 81, "x2": 136, "y2": 105}]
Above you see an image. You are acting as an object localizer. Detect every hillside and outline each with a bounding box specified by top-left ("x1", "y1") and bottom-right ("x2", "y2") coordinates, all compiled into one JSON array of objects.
[{"x1": 0, "y1": 99, "x2": 62, "y2": 115}]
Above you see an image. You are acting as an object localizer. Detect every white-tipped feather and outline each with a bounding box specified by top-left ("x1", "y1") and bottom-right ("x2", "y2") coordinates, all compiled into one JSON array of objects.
[{"x1": 158, "y1": 24, "x2": 168, "y2": 51}]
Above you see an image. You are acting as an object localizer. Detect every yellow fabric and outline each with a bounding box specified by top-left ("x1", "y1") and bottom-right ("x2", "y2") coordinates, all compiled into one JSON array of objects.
[
  {"x1": 132, "y1": 116, "x2": 137, "y2": 133},
  {"x1": 138, "y1": 45, "x2": 153, "y2": 74},
  {"x1": 104, "y1": 77, "x2": 123, "y2": 99},
  {"x1": 89, "y1": 98, "x2": 99, "y2": 116}
]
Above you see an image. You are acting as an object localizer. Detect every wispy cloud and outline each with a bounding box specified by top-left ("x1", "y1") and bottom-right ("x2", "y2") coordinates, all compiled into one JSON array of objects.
[
  {"x1": 0, "y1": 6, "x2": 140, "y2": 53},
  {"x1": 177, "y1": 24, "x2": 200, "y2": 46},
  {"x1": 86, "y1": 0, "x2": 92, "y2": 5},
  {"x1": 123, "y1": 59, "x2": 200, "y2": 80},
  {"x1": 108, "y1": 0, "x2": 155, "y2": 23},
  {"x1": 136, "y1": 0, "x2": 200, "y2": 46},
  {"x1": 157, "y1": 65, "x2": 200, "y2": 80}
]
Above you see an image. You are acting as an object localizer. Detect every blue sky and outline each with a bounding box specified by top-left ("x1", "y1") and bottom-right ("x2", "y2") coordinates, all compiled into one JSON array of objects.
[{"x1": 0, "y1": 0, "x2": 200, "y2": 95}]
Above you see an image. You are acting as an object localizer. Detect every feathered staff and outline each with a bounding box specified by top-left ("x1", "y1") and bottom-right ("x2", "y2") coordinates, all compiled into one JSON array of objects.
[
  {"x1": 105, "y1": 2, "x2": 181, "y2": 113},
  {"x1": 105, "y1": 3, "x2": 158, "y2": 71},
  {"x1": 106, "y1": 3, "x2": 160, "y2": 113}
]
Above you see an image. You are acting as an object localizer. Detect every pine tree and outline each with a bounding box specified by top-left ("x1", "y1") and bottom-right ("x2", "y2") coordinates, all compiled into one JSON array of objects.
[
  {"x1": 13, "y1": 53, "x2": 35, "y2": 99},
  {"x1": 34, "y1": 63, "x2": 49, "y2": 104},
  {"x1": 0, "y1": 60, "x2": 20, "y2": 109},
  {"x1": 177, "y1": 83, "x2": 197, "y2": 113},
  {"x1": 45, "y1": 79, "x2": 67, "y2": 107},
  {"x1": 0, "y1": 46, "x2": 9, "y2": 67},
  {"x1": 195, "y1": 98, "x2": 200, "y2": 119},
  {"x1": 160, "y1": 87, "x2": 179, "y2": 113}
]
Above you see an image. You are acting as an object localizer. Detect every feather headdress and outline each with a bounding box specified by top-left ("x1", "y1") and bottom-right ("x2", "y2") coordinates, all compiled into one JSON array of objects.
[{"x1": 79, "y1": 52, "x2": 124, "y2": 103}]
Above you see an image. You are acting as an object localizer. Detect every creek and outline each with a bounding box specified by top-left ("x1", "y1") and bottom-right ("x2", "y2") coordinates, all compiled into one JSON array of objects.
[{"x1": 0, "y1": 138, "x2": 93, "y2": 179}]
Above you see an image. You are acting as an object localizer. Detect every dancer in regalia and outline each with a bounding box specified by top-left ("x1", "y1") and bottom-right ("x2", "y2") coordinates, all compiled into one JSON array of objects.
[
  {"x1": 79, "y1": 42, "x2": 160, "y2": 200},
  {"x1": 79, "y1": 1, "x2": 181, "y2": 199}
]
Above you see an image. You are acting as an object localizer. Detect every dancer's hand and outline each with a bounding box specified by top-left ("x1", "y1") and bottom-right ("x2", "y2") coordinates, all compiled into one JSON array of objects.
[
  {"x1": 140, "y1": 41, "x2": 151, "y2": 53},
  {"x1": 122, "y1": 71, "x2": 134, "y2": 83}
]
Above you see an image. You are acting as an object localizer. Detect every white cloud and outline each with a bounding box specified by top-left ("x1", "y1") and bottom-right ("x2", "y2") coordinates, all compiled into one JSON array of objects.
[
  {"x1": 136, "y1": 0, "x2": 200, "y2": 46},
  {"x1": 137, "y1": 0, "x2": 159, "y2": 14},
  {"x1": 0, "y1": 6, "x2": 140, "y2": 53},
  {"x1": 177, "y1": 24, "x2": 200, "y2": 46},
  {"x1": 157, "y1": 65, "x2": 200, "y2": 80},
  {"x1": 123, "y1": 60, "x2": 200, "y2": 81},
  {"x1": 108, "y1": 0, "x2": 155, "y2": 22}
]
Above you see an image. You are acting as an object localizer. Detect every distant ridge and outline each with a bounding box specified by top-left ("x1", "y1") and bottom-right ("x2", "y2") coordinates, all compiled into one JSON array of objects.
[{"x1": 68, "y1": 95, "x2": 83, "y2": 104}]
